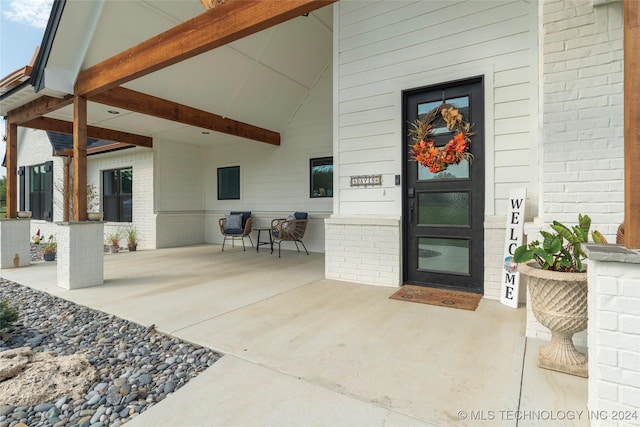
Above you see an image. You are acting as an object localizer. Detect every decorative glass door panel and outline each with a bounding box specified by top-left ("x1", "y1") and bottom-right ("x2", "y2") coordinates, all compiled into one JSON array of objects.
[
  {"x1": 403, "y1": 78, "x2": 484, "y2": 293},
  {"x1": 418, "y1": 237, "x2": 470, "y2": 275},
  {"x1": 418, "y1": 192, "x2": 470, "y2": 226}
]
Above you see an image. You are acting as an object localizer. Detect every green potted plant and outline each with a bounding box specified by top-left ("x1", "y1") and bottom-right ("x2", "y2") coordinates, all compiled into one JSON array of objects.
[
  {"x1": 42, "y1": 235, "x2": 57, "y2": 261},
  {"x1": 125, "y1": 225, "x2": 139, "y2": 251},
  {"x1": 105, "y1": 229, "x2": 123, "y2": 253},
  {"x1": 513, "y1": 214, "x2": 606, "y2": 377}
]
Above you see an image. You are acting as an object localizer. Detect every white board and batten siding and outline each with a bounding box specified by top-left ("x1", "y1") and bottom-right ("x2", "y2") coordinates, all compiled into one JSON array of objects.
[{"x1": 328, "y1": 0, "x2": 539, "y2": 295}]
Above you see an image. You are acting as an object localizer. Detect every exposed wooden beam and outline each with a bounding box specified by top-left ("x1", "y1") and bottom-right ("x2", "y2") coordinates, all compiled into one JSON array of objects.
[
  {"x1": 7, "y1": 95, "x2": 73, "y2": 125},
  {"x1": 75, "y1": 0, "x2": 336, "y2": 97},
  {"x1": 6, "y1": 123, "x2": 18, "y2": 219},
  {"x1": 92, "y1": 87, "x2": 280, "y2": 145},
  {"x1": 73, "y1": 96, "x2": 88, "y2": 222},
  {"x1": 625, "y1": 0, "x2": 640, "y2": 249},
  {"x1": 21, "y1": 116, "x2": 153, "y2": 148}
]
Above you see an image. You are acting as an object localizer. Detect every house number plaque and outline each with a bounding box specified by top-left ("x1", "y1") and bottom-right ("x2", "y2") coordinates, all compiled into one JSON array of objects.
[{"x1": 350, "y1": 175, "x2": 382, "y2": 187}]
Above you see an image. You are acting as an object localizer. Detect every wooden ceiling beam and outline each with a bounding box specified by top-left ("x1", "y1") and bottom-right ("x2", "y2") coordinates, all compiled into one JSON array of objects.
[
  {"x1": 21, "y1": 116, "x2": 153, "y2": 148},
  {"x1": 7, "y1": 95, "x2": 73, "y2": 125},
  {"x1": 92, "y1": 86, "x2": 280, "y2": 146},
  {"x1": 75, "y1": 0, "x2": 336, "y2": 97}
]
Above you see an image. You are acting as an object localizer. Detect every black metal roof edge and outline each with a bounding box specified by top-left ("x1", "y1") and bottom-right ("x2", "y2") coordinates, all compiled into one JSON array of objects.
[
  {"x1": 32, "y1": 0, "x2": 67, "y2": 93},
  {"x1": 0, "y1": 79, "x2": 31, "y2": 103}
]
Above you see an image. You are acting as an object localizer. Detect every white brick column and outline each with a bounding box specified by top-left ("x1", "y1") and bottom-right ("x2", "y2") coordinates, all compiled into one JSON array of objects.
[
  {"x1": 0, "y1": 219, "x2": 32, "y2": 268},
  {"x1": 585, "y1": 244, "x2": 640, "y2": 426},
  {"x1": 57, "y1": 222, "x2": 104, "y2": 290}
]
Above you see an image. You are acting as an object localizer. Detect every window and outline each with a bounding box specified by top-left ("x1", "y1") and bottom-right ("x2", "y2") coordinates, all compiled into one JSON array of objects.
[
  {"x1": 19, "y1": 162, "x2": 53, "y2": 221},
  {"x1": 29, "y1": 164, "x2": 47, "y2": 220},
  {"x1": 218, "y1": 166, "x2": 240, "y2": 200},
  {"x1": 310, "y1": 157, "x2": 333, "y2": 198},
  {"x1": 103, "y1": 168, "x2": 132, "y2": 222}
]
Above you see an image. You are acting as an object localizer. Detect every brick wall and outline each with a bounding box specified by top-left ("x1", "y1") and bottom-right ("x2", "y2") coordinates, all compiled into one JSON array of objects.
[
  {"x1": 541, "y1": 0, "x2": 624, "y2": 238},
  {"x1": 56, "y1": 222, "x2": 104, "y2": 290},
  {"x1": 89, "y1": 149, "x2": 156, "y2": 249},
  {"x1": 526, "y1": 0, "x2": 625, "y2": 357},
  {"x1": 587, "y1": 254, "x2": 640, "y2": 426},
  {"x1": 325, "y1": 216, "x2": 400, "y2": 287}
]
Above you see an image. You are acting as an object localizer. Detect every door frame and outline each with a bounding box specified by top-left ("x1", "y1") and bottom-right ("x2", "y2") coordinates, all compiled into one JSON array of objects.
[{"x1": 401, "y1": 76, "x2": 485, "y2": 294}]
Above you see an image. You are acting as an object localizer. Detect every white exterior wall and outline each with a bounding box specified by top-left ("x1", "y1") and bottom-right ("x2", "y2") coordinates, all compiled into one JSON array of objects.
[
  {"x1": 203, "y1": 63, "x2": 333, "y2": 254},
  {"x1": 88, "y1": 148, "x2": 155, "y2": 249},
  {"x1": 541, "y1": 0, "x2": 624, "y2": 237},
  {"x1": 15, "y1": 62, "x2": 332, "y2": 253},
  {"x1": 16, "y1": 127, "x2": 66, "y2": 241},
  {"x1": 154, "y1": 139, "x2": 206, "y2": 248},
  {"x1": 16, "y1": 128, "x2": 156, "y2": 249},
  {"x1": 330, "y1": 0, "x2": 539, "y2": 293},
  {"x1": 588, "y1": 257, "x2": 640, "y2": 426},
  {"x1": 526, "y1": 0, "x2": 624, "y2": 343}
]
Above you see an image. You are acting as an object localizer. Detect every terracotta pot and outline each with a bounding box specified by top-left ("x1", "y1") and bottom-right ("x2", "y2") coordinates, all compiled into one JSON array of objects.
[{"x1": 518, "y1": 262, "x2": 588, "y2": 377}]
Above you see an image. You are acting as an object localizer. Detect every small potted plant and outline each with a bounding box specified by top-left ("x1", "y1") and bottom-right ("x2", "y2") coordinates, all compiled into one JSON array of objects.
[
  {"x1": 125, "y1": 225, "x2": 139, "y2": 251},
  {"x1": 42, "y1": 235, "x2": 57, "y2": 261},
  {"x1": 105, "y1": 229, "x2": 123, "y2": 253},
  {"x1": 87, "y1": 184, "x2": 103, "y2": 221},
  {"x1": 513, "y1": 214, "x2": 606, "y2": 377}
]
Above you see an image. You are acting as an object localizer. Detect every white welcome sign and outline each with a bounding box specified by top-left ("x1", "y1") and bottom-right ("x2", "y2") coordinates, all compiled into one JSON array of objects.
[{"x1": 500, "y1": 188, "x2": 527, "y2": 308}]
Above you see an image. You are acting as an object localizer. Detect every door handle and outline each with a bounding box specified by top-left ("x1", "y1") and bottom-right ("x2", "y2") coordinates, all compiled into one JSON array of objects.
[{"x1": 409, "y1": 201, "x2": 415, "y2": 225}]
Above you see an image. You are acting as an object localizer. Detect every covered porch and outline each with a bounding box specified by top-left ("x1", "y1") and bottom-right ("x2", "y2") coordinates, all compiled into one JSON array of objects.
[{"x1": 1, "y1": 246, "x2": 587, "y2": 426}]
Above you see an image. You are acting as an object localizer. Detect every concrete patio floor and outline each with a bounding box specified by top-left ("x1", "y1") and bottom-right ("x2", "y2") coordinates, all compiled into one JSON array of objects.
[{"x1": 1, "y1": 245, "x2": 588, "y2": 426}]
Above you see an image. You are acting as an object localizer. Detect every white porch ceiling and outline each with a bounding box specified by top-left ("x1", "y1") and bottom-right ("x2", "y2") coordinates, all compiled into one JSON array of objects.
[{"x1": 42, "y1": 0, "x2": 333, "y2": 146}]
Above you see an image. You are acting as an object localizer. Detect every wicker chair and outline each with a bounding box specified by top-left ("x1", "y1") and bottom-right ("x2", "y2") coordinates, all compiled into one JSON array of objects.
[
  {"x1": 219, "y1": 211, "x2": 253, "y2": 251},
  {"x1": 270, "y1": 212, "x2": 309, "y2": 258}
]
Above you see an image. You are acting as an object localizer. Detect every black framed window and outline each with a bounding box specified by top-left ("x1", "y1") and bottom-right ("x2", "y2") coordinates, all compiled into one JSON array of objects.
[
  {"x1": 218, "y1": 166, "x2": 240, "y2": 200},
  {"x1": 103, "y1": 167, "x2": 132, "y2": 222},
  {"x1": 310, "y1": 157, "x2": 333, "y2": 198},
  {"x1": 21, "y1": 162, "x2": 53, "y2": 221},
  {"x1": 29, "y1": 164, "x2": 46, "y2": 220}
]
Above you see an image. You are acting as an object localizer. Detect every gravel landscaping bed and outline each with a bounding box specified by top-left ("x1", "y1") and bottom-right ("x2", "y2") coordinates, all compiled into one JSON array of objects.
[{"x1": 0, "y1": 279, "x2": 222, "y2": 427}]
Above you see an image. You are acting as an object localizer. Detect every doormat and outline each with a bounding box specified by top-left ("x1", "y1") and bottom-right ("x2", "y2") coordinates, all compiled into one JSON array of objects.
[{"x1": 389, "y1": 285, "x2": 482, "y2": 311}]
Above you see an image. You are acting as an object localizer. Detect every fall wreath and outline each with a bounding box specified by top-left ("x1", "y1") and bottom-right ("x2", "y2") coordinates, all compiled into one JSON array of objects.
[{"x1": 409, "y1": 103, "x2": 473, "y2": 173}]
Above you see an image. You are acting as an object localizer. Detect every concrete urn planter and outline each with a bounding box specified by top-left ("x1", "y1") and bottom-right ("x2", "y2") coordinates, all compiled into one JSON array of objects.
[
  {"x1": 87, "y1": 212, "x2": 103, "y2": 221},
  {"x1": 518, "y1": 262, "x2": 588, "y2": 378}
]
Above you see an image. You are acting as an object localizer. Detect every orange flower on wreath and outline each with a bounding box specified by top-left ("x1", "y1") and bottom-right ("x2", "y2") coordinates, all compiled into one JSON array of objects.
[{"x1": 409, "y1": 104, "x2": 474, "y2": 173}]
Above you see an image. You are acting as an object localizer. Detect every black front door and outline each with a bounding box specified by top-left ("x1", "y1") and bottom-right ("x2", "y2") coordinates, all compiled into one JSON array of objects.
[{"x1": 403, "y1": 77, "x2": 485, "y2": 294}]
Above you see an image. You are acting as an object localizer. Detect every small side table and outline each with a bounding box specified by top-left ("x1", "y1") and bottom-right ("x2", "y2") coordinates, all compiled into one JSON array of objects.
[{"x1": 254, "y1": 228, "x2": 272, "y2": 253}]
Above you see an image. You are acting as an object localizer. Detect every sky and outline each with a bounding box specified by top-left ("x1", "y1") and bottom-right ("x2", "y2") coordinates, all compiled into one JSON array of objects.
[{"x1": 0, "y1": 0, "x2": 53, "y2": 177}]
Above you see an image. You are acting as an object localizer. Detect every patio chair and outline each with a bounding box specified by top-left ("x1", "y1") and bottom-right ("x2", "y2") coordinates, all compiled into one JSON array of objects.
[
  {"x1": 270, "y1": 212, "x2": 309, "y2": 258},
  {"x1": 219, "y1": 211, "x2": 253, "y2": 251}
]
